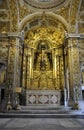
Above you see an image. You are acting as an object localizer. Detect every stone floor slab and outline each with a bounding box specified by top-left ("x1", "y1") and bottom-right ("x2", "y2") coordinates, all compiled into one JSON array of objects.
[{"x1": 0, "y1": 118, "x2": 84, "y2": 130}]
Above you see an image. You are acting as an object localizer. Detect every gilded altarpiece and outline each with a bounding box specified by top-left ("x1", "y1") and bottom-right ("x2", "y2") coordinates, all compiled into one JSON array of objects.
[{"x1": 22, "y1": 27, "x2": 65, "y2": 106}]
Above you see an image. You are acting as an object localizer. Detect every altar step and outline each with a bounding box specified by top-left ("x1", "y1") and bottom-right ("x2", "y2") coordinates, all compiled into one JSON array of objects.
[
  {"x1": 6, "y1": 106, "x2": 69, "y2": 114},
  {"x1": 0, "y1": 111, "x2": 84, "y2": 118},
  {"x1": 0, "y1": 106, "x2": 84, "y2": 118},
  {"x1": 19, "y1": 105, "x2": 70, "y2": 114}
]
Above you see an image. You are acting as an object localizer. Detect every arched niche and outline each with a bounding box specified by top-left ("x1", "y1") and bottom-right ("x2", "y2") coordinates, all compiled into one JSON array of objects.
[{"x1": 19, "y1": 12, "x2": 69, "y2": 106}]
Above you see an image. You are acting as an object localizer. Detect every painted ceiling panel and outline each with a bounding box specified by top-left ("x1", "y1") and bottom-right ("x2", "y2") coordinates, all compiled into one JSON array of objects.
[{"x1": 24, "y1": 0, "x2": 68, "y2": 10}]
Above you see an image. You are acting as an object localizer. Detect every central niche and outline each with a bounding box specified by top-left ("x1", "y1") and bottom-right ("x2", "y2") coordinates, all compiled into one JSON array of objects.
[
  {"x1": 24, "y1": 27, "x2": 65, "y2": 90},
  {"x1": 32, "y1": 40, "x2": 54, "y2": 90},
  {"x1": 34, "y1": 40, "x2": 52, "y2": 71}
]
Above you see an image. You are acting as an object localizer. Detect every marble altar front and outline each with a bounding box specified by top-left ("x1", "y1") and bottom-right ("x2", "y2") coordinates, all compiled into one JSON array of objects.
[{"x1": 26, "y1": 90, "x2": 61, "y2": 107}]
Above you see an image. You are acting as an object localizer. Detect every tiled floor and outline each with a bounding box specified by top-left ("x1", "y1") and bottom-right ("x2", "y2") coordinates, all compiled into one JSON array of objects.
[{"x1": 0, "y1": 118, "x2": 84, "y2": 130}]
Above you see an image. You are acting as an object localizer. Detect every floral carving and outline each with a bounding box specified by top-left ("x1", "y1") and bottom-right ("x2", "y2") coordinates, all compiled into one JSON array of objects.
[{"x1": 25, "y1": 27, "x2": 65, "y2": 48}]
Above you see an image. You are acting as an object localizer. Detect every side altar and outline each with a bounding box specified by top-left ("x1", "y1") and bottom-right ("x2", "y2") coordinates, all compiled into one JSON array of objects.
[{"x1": 26, "y1": 90, "x2": 61, "y2": 107}]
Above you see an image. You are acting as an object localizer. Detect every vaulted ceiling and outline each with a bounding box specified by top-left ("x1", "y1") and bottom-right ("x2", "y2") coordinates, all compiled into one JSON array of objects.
[
  {"x1": 23, "y1": 0, "x2": 69, "y2": 11},
  {"x1": 0, "y1": 0, "x2": 84, "y2": 33}
]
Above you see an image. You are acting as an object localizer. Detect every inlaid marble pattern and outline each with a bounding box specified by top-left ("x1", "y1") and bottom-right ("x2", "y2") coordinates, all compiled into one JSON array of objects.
[{"x1": 26, "y1": 90, "x2": 61, "y2": 106}]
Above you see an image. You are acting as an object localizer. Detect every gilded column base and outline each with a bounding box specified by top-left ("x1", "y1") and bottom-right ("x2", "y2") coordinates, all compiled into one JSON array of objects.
[
  {"x1": 73, "y1": 102, "x2": 79, "y2": 110},
  {"x1": 6, "y1": 101, "x2": 12, "y2": 110},
  {"x1": 16, "y1": 104, "x2": 21, "y2": 110},
  {"x1": 68, "y1": 99, "x2": 74, "y2": 108},
  {"x1": 6, "y1": 94, "x2": 12, "y2": 110}
]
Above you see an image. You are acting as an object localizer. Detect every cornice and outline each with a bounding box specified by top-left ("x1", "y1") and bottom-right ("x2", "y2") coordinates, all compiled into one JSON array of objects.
[{"x1": 0, "y1": 32, "x2": 21, "y2": 38}]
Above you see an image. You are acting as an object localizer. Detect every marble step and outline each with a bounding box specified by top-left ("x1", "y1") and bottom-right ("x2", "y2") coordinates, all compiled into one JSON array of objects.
[
  {"x1": 0, "y1": 106, "x2": 83, "y2": 118},
  {"x1": 0, "y1": 113, "x2": 84, "y2": 118},
  {"x1": 4, "y1": 105, "x2": 71, "y2": 115},
  {"x1": 21, "y1": 105, "x2": 71, "y2": 110},
  {"x1": 6, "y1": 109, "x2": 68, "y2": 114},
  {"x1": 6, "y1": 105, "x2": 71, "y2": 114}
]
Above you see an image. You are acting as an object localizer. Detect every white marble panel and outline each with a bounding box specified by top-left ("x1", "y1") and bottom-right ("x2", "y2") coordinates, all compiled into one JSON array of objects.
[{"x1": 26, "y1": 90, "x2": 61, "y2": 107}]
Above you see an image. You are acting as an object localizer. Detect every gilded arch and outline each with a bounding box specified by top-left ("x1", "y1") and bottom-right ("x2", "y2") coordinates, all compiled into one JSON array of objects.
[{"x1": 19, "y1": 12, "x2": 69, "y2": 31}]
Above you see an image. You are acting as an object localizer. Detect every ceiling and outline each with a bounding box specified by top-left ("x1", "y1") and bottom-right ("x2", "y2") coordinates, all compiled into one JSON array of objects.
[
  {"x1": 0, "y1": 0, "x2": 84, "y2": 34},
  {"x1": 24, "y1": 0, "x2": 69, "y2": 11}
]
